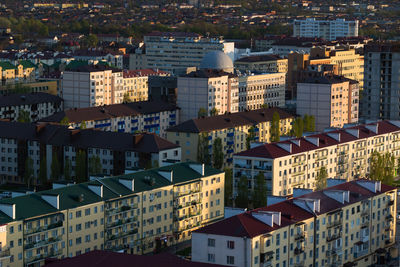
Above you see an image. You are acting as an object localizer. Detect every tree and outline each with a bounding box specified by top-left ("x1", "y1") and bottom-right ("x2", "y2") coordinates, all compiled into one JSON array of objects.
[
  {"x1": 224, "y1": 168, "x2": 233, "y2": 207},
  {"x1": 123, "y1": 92, "x2": 132, "y2": 103},
  {"x1": 38, "y1": 157, "x2": 47, "y2": 185},
  {"x1": 64, "y1": 158, "x2": 72, "y2": 181},
  {"x1": 60, "y1": 116, "x2": 70, "y2": 126},
  {"x1": 210, "y1": 108, "x2": 218, "y2": 116},
  {"x1": 270, "y1": 111, "x2": 280, "y2": 142},
  {"x1": 83, "y1": 34, "x2": 98, "y2": 48},
  {"x1": 88, "y1": 155, "x2": 102, "y2": 175},
  {"x1": 303, "y1": 114, "x2": 315, "y2": 132},
  {"x1": 75, "y1": 150, "x2": 87, "y2": 183},
  {"x1": 246, "y1": 126, "x2": 256, "y2": 149},
  {"x1": 235, "y1": 175, "x2": 249, "y2": 208},
  {"x1": 212, "y1": 137, "x2": 224, "y2": 169},
  {"x1": 252, "y1": 172, "x2": 267, "y2": 208},
  {"x1": 316, "y1": 166, "x2": 328, "y2": 190},
  {"x1": 50, "y1": 153, "x2": 61, "y2": 181},
  {"x1": 290, "y1": 117, "x2": 304, "y2": 138},
  {"x1": 80, "y1": 121, "x2": 87, "y2": 129},
  {"x1": 197, "y1": 133, "x2": 211, "y2": 165},
  {"x1": 17, "y1": 110, "x2": 31, "y2": 123},
  {"x1": 198, "y1": 108, "x2": 208, "y2": 118},
  {"x1": 24, "y1": 157, "x2": 34, "y2": 188},
  {"x1": 370, "y1": 151, "x2": 395, "y2": 185}
]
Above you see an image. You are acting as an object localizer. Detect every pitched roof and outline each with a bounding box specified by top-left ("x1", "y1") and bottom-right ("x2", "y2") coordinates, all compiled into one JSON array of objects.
[
  {"x1": 123, "y1": 69, "x2": 169, "y2": 78},
  {"x1": 45, "y1": 250, "x2": 225, "y2": 267},
  {"x1": 0, "y1": 92, "x2": 63, "y2": 108},
  {"x1": 167, "y1": 108, "x2": 294, "y2": 133},
  {"x1": 41, "y1": 101, "x2": 178, "y2": 124},
  {"x1": 235, "y1": 120, "x2": 400, "y2": 159},
  {"x1": 195, "y1": 180, "x2": 396, "y2": 238},
  {"x1": 0, "y1": 61, "x2": 16, "y2": 70}
]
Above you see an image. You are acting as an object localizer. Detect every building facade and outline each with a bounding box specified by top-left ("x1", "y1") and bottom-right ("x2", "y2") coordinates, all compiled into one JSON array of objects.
[
  {"x1": 233, "y1": 120, "x2": 400, "y2": 197},
  {"x1": 234, "y1": 55, "x2": 288, "y2": 74},
  {"x1": 362, "y1": 43, "x2": 400, "y2": 121},
  {"x1": 41, "y1": 100, "x2": 179, "y2": 138},
  {"x1": 192, "y1": 179, "x2": 397, "y2": 267},
  {"x1": 297, "y1": 76, "x2": 359, "y2": 131},
  {"x1": 293, "y1": 19, "x2": 359, "y2": 41},
  {"x1": 166, "y1": 108, "x2": 294, "y2": 168},
  {"x1": 0, "y1": 162, "x2": 225, "y2": 267}
]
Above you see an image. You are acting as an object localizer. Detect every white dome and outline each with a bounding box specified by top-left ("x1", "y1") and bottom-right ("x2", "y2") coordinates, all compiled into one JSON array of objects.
[{"x1": 199, "y1": 51, "x2": 234, "y2": 72}]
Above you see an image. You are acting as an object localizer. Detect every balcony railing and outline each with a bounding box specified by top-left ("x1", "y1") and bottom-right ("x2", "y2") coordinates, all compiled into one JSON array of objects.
[
  {"x1": 327, "y1": 219, "x2": 342, "y2": 228},
  {"x1": 0, "y1": 248, "x2": 10, "y2": 259},
  {"x1": 353, "y1": 249, "x2": 368, "y2": 259},
  {"x1": 294, "y1": 232, "x2": 306, "y2": 241},
  {"x1": 326, "y1": 232, "x2": 342, "y2": 242},
  {"x1": 294, "y1": 247, "x2": 304, "y2": 255},
  {"x1": 175, "y1": 188, "x2": 201, "y2": 197},
  {"x1": 25, "y1": 221, "x2": 63, "y2": 235},
  {"x1": 107, "y1": 228, "x2": 138, "y2": 241},
  {"x1": 25, "y1": 249, "x2": 62, "y2": 264},
  {"x1": 106, "y1": 203, "x2": 139, "y2": 216},
  {"x1": 106, "y1": 216, "x2": 138, "y2": 228},
  {"x1": 294, "y1": 261, "x2": 305, "y2": 267},
  {"x1": 24, "y1": 237, "x2": 62, "y2": 250}
]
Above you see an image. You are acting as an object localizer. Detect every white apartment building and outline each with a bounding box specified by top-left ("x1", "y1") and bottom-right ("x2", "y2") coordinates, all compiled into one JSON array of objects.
[
  {"x1": 293, "y1": 18, "x2": 359, "y2": 41},
  {"x1": 233, "y1": 120, "x2": 400, "y2": 197},
  {"x1": 143, "y1": 32, "x2": 234, "y2": 74},
  {"x1": 238, "y1": 72, "x2": 286, "y2": 111},
  {"x1": 73, "y1": 50, "x2": 124, "y2": 69}
]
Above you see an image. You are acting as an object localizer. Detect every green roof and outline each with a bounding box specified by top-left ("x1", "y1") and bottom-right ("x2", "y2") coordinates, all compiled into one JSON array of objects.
[
  {"x1": 0, "y1": 162, "x2": 223, "y2": 224},
  {"x1": 19, "y1": 60, "x2": 37, "y2": 69},
  {"x1": 65, "y1": 60, "x2": 89, "y2": 70},
  {"x1": 0, "y1": 61, "x2": 16, "y2": 70}
]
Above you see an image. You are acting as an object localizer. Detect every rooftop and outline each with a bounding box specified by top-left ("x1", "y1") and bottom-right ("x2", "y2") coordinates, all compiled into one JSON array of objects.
[
  {"x1": 0, "y1": 92, "x2": 63, "y2": 108},
  {"x1": 167, "y1": 108, "x2": 294, "y2": 133},
  {"x1": 123, "y1": 69, "x2": 170, "y2": 78},
  {"x1": 145, "y1": 31, "x2": 201, "y2": 38},
  {"x1": 235, "y1": 54, "x2": 283, "y2": 63},
  {"x1": 300, "y1": 75, "x2": 359, "y2": 85}
]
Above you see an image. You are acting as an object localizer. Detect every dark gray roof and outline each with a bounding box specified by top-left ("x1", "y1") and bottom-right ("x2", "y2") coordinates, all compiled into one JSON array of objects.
[{"x1": 0, "y1": 93, "x2": 63, "y2": 108}]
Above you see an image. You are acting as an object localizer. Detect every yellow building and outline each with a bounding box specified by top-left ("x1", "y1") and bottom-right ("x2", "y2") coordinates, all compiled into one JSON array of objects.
[
  {"x1": 0, "y1": 61, "x2": 37, "y2": 86},
  {"x1": 166, "y1": 108, "x2": 294, "y2": 168},
  {"x1": 234, "y1": 55, "x2": 288, "y2": 73},
  {"x1": 192, "y1": 179, "x2": 397, "y2": 267},
  {"x1": 0, "y1": 162, "x2": 224, "y2": 266}
]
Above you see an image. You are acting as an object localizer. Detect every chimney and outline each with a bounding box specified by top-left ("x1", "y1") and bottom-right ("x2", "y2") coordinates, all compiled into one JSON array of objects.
[{"x1": 133, "y1": 134, "x2": 143, "y2": 145}]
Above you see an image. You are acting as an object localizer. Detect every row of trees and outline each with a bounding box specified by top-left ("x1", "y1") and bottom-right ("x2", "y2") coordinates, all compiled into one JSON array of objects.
[
  {"x1": 197, "y1": 107, "x2": 218, "y2": 118},
  {"x1": 235, "y1": 173, "x2": 267, "y2": 209},
  {"x1": 197, "y1": 135, "x2": 224, "y2": 169},
  {"x1": 23, "y1": 152, "x2": 103, "y2": 187},
  {"x1": 290, "y1": 115, "x2": 316, "y2": 138}
]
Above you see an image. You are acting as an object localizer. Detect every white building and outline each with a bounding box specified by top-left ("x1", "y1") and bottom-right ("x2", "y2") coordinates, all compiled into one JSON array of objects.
[
  {"x1": 73, "y1": 50, "x2": 124, "y2": 69},
  {"x1": 293, "y1": 18, "x2": 359, "y2": 41}
]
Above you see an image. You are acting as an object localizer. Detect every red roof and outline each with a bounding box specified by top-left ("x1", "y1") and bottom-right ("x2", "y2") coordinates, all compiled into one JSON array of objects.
[{"x1": 235, "y1": 120, "x2": 400, "y2": 159}]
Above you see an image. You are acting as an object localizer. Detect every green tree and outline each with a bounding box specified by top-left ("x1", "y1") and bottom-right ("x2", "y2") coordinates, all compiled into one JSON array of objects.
[
  {"x1": 38, "y1": 157, "x2": 47, "y2": 185},
  {"x1": 235, "y1": 175, "x2": 249, "y2": 208},
  {"x1": 197, "y1": 133, "x2": 211, "y2": 165},
  {"x1": 303, "y1": 114, "x2": 316, "y2": 132},
  {"x1": 64, "y1": 158, "x2": 72, "y2": 181},
  {"x1": 60, "y1": 116, "x2": 70, "y2": 126},
  {"x1": 246, "y1": 126, "x2": 256, "y2": 149},
  {"x1": 270, "y1": 111, "x2": 280, "y2": 142},
  {"x1": 224, "y1": 168, "x2": 233, "y2": 207},
  {"x1": 210, "y1": 108, "x2": 218, "y2": 116},
  {"x1": 316, "y1": 166, "x2": 328, "y2": 190},
  {"x1": 17, "y1": 110, "x2": 31, "y2": 123},
  {"x1": 198, "y1": 107, "x2": 208, "y2": 118},
  {"x1": 80, "y1": 121, "x2": 87, "y2": 129},
  {"x1": 75, "y1": 150, "x2": 87, "y2": 183},
  {"x1": 212, "y1": 137, "x2": 224, "y2": 169},
  {"x1": 123, "y1": 92, "x2": 132, "y2": 103},
  {"x1": 24, "y1": 157, "x2": 34, "y2": 188},
  {"x1": 50, "y1": 153, "x2": 61, "y2": 181},
  {"x1": 88, "y1": 155, "x2": 102, "y2": 175},
  {"x1": 252, "y1": 172, "x2": 267, "y2": 208},
  {"x1": 290, "y1": 117, "x2": 304, "y2": 138},
  {"x1": 83, "y1": 34, "x2": 98, "y2": 48},
  {"x1": 370, "y1": 151, "x2": 395, "y2": 185}
]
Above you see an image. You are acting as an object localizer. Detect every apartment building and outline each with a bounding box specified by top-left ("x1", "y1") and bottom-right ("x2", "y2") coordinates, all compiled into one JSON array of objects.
[
  {"x1": 123, "y1": 69, "x2": 169, "y2": 102},
  {"x1": 166, "y1": 108, "x2": 294, "y2": 167},
  {"x1": 362, "y1": 43, "x2": 400, "y2": 121},
  {"x1": 0, "y1": 162, "x2": 225, "y2": 267},
  {"x1": 192, "y1": 179, "x2": 397, "y2": 267},
  {"x1": 238, "y1": 72, "x2": 286, "y2": 112},
  {"x1": 297, "y1": 75, "x2": 359, "y2": 131},
  {"x1": 0, "y1": 60, "x2": 37, "y2": 85},
  {"x1": 293, "y1": 18, "x2": 359, "y2": 41},
  {"x1": 41, "y1": 100, "x2": 179, "y2": 138},
  {"x1": 143, "y1": 32, "x2": 234, "y2": 74},
  {"x1": 0, "y1": 93, "x2": 63, "y2": 122},
  {"x1": 0, "y1": 121, "x2": 181, "y2": 183},
  {"x1": 233, "y1": 120, "x2": 400, "y2": 197},
  {"x1": 234, "y1": 55, "x2": 288, "y2": 73},
  {"x1": 72, "y1": 50, "x2": 124, "y2": 69}
]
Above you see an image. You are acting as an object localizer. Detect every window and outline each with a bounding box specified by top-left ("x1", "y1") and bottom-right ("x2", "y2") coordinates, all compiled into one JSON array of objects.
[
  {"x1": 208, "y1": 254, "x2": 215, "y2": 262},
  {"x1": 76, "y1": 211, "x2": 82, "y2": 218},
  {"x1": 227, "y1": 240, "x2": 235, "y2": 249},
  {"x1": 208, "y1": 238, "x2": 215, "y2": 247},
  {"x1": 85, "y1": 208, "x2": 90, "y2": 216},
  {"x1": 227, "y1": 256, "x2": 235, "y2": 265}
]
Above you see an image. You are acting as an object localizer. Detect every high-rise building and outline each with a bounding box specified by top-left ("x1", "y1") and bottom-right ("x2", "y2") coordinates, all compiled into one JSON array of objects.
[
  {"x1": 192, "y1": 179, "x2": 397, "y2": 267},
  {"x1": 297, "y1": 75, "x2": 359, "y2": 131},
  {"x1": 362, "y1": 43, "x2": 400, "y2": 121},
  {"x1": 293, "y1": 18, "x2": 359, "y2": 41},
  {"x1": 143, "y1": 32, "x2": 234, "y2": 74}
]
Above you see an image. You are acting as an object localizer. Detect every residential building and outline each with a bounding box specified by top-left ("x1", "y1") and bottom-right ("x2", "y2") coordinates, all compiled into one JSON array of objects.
[
  {"x1": 148, "y1": 75, "x2": 178, "y2": 105},
  {"x1": 0, "y1": 92, "x2": 63, "y2": 121},
  {"x1": 238, "y1": 72, "x2": 286, "y2": 111},
  {"x1": 0, "y1": 60, "x2": 37, "y2": 85},
  {"x1": 166, "y1": 108, "x2": 294, "y2": 167},
  {"x1": 293, "y1": 18, "x2": 359, "y2": 41},
  {"x1": 192, "y1": 179, "x2": 397, "y2": 267},
  {"x1": 297, "y1": 75, "x2": 359, "y2": 131},
  {"x1": 41, "y1": 100, "x2": 179, "y2": 138},
  {"x1": 0, "y1": 162, "x2": 224, "y2": 266},
  {"x1": 233, "y1": 120, "x2": 400, "y2": 197},
  {"x1": 143, "y1": 32, "x2": 234, "y2": 74},
  {"x1": 362, "y1": 43, "x2": 400, "y2": 121},
  {"x1": 73, "y1": 50, "x2": 124, "y2": 69},
  {"x1": 123, "y1": 69, "x2": 169, "y2": 102},
  {"x1": 177, "y1": 51, "x2": 238, "y2": 121},
  {"x1": 0, "y1": 121, "x2": 181, "y2": 183},
  {"x1": 234, "y1": 55, "x2": 288, "y2": 73}
]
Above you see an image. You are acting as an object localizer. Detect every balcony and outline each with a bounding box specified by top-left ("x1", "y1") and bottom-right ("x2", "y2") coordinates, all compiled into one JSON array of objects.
[
  {"x1": 326, "y1": 232, "x2": 342, "y2": 242},
  {"x1": 0, "y1": 248, "x2": 10, "y2": 260},
  {"x1": 294, "y1": 261, "x2": 305, "y2": 267},
  {"x1": 175, "y1": 188, "x2": 201, "y2": 198},
  {"x1": 327, "y1": 219, "x2": 342, "y2": 228},
  {"x1": 107, "y1": 228, "x2": 138, "y2": 241},
  {"x1": 361, "y1": 209, "x2": 369, "y2": 217},
  {"x1": 386, "y1": 214, "x2": 393, "y2": 221},
  {"x1": 387, "y1": 200, "x2": 394, "y2": 207},
  {"x1": 106, "y1": 216, "x2": 138, "y2": 228},
  {"x1": 25, "y1": 249, "x2": 62, "y2": 264},
  {"x1": 353, "y1": 249, "x2": 368, "y2": 259},
  {"x1": 260, "y1": 251, "x2": 273, "y2": 266},
  {"x1": 106, "y1": 203, "x2": 139, "y2": 216},
  {"x1": 25, "y1": 236, "x2": 62, "y2": 250},
  {"x1": 294, "y1": 232, "x2": 306, "y2": 241},
  {"x1": 294, "y1": 247, "x2": 304, "y2": 255},
  {"x1": 25, "y1": 221, "x2": 63, "y2": 235}
]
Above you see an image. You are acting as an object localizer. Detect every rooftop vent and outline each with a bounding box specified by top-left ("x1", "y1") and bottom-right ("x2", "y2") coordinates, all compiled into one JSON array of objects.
[{"x1": 252, "y1": 211, "x2": 281, "y2": 227}]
